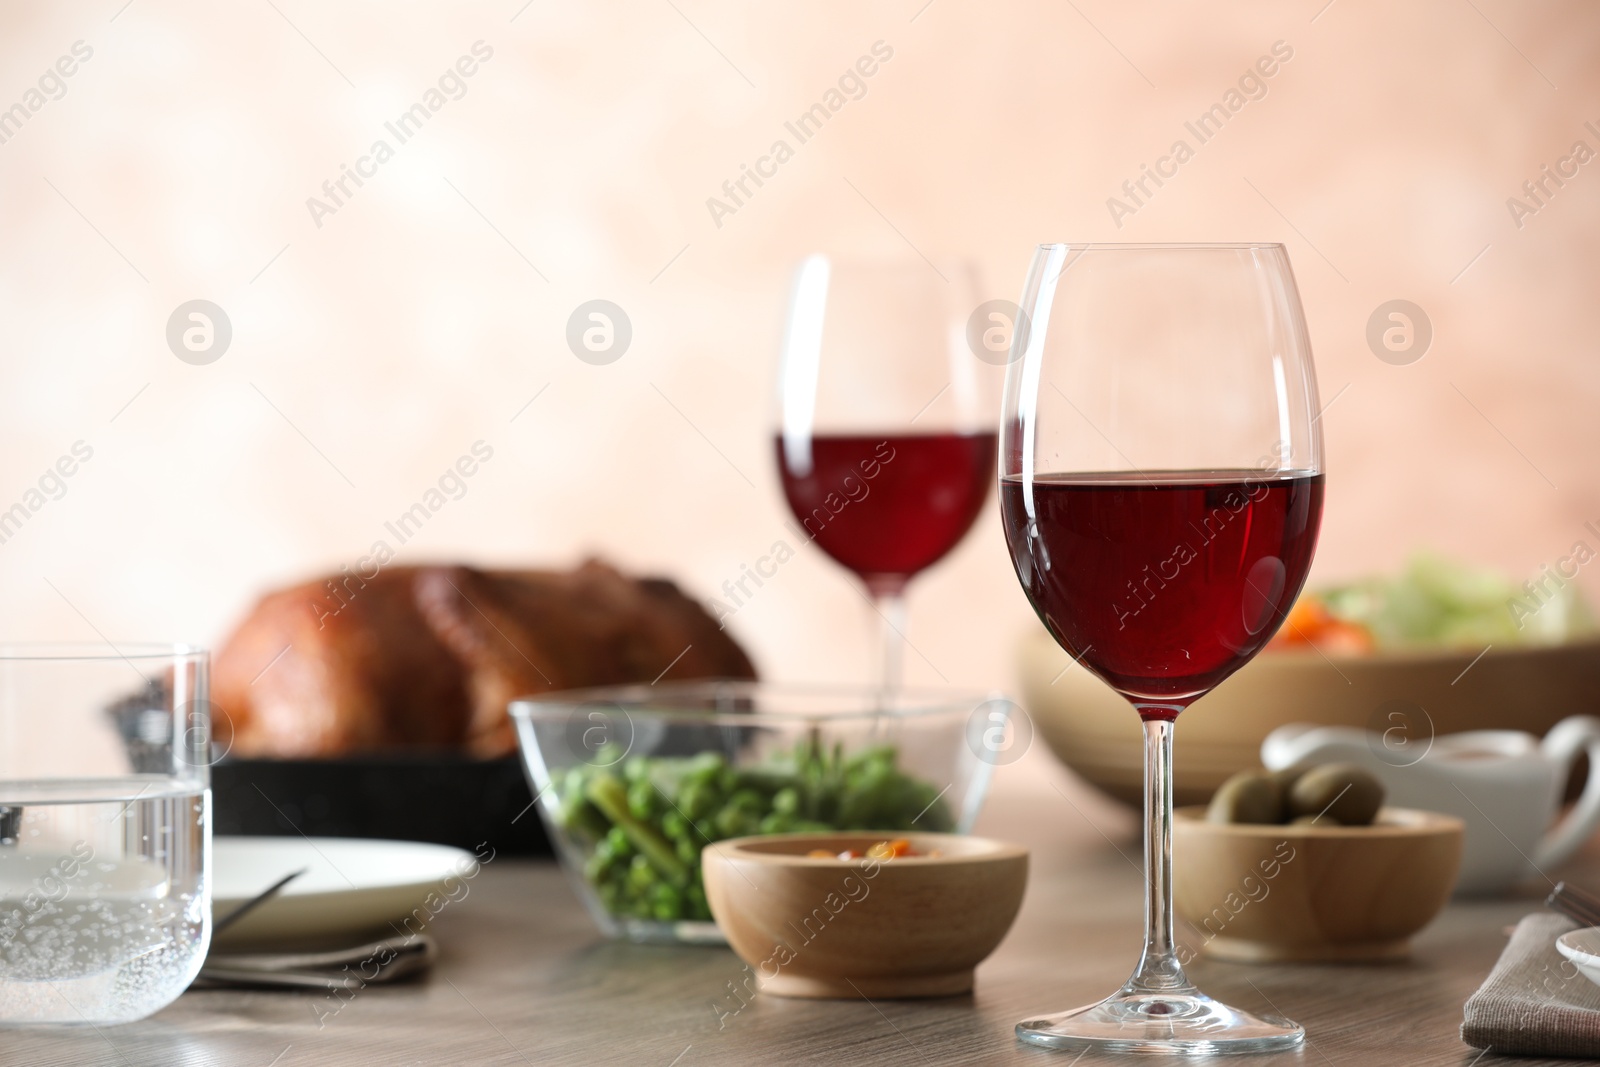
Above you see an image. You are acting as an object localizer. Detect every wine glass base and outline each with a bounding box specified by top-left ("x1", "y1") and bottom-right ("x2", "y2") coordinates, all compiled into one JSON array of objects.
[{"x1": 1016, "y1": 989, "x2": 1303, "y2": 1056}]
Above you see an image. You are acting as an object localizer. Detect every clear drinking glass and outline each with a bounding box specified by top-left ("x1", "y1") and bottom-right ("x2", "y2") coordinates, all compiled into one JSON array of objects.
[
  {"x1": 776, "y1": 255, "x2": 998, "y2": 690},
  {"x1": 0, "y1": 645, "x2": 211, "y2": 1025},
  {"x1": 1000, "y1": 244, "x2": 1324, "y2": 1053}
]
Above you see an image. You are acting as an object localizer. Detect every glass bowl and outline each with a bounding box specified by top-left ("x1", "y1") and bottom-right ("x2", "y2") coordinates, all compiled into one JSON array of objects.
[{"x1": 511, "y1": 681, "x2": 1005, "y2": 944}]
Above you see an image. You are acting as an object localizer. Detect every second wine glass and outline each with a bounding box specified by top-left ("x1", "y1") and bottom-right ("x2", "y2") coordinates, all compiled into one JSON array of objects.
[{"x1": 776, "y1": 255, "x2": 997, "y2": 690}]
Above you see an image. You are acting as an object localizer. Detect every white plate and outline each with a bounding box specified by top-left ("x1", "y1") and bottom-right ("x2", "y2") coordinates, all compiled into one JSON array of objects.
[
  {"x1": 212, "y1": 837, "x2": 477, "y2": 946},
  {"x1": 1556, "y1": 926, "x2": 1600, "y2": 990}
]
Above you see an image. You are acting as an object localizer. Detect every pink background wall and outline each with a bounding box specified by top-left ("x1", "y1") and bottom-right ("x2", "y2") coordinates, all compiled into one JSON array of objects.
[{"x1": 0, "y1": 1, "x2": 1593, "y2": 730}]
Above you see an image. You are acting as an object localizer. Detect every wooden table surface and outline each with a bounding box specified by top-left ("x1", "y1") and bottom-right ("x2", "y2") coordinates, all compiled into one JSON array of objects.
[{"x1": 5, "y1": 831, "x2": 1596, "y2": 1067}]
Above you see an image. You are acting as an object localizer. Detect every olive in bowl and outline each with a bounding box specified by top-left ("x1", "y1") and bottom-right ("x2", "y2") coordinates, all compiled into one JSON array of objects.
[{"x1": 1207, "y1": 763, "x2": 1385, "y2": 827}]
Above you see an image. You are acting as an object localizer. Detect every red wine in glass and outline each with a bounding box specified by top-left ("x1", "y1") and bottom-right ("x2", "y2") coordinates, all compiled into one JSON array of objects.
[
  {"x1": 1003, "y1": 243, "x2": 1324, "y2": 1054},
  {"x1": 1000, "y1": 469, "x2": 1323, "y2": 716},
  {"x1": 775, "y1": 255, "x2": 999, "y2": 690},
  {"x1": 777, "y1": 431, "x2": 997, "y2": 590}
]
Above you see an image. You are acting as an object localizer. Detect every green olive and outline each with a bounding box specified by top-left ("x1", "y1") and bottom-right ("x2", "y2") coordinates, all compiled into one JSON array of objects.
[
  {"x1": 1287, "y1": 763, "x2": 1384, "y2": 826},
  {"x1": 1206, "y1": 770, "x2": 1284, "y2": 825}
]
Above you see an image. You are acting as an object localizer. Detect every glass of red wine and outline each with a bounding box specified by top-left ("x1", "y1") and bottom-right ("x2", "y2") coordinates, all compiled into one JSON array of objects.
[
  {"x1": 777, "y1": 255, "x2": 998, "y2": 690},
  {"x1": 1002, "y1": 244, "x2": 1324, "y2": 1054}
]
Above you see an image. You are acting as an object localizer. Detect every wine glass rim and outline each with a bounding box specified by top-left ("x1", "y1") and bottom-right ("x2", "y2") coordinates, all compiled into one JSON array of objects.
[{"x1": 1034, "y1": 242, "x2": 1286, "y2": 252}]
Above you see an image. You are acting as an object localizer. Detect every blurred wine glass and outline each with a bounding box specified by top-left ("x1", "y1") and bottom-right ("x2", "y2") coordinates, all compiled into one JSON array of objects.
[{"x1": 776, "y1": 255, "x2": 998, "y2": 690}]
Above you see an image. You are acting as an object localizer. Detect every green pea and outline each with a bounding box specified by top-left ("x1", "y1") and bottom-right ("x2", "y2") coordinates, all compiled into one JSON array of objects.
[
  {"x1": 714, "y1": 806, "x2": 756, "y2": 838},
  {"x1": 772, "y1": 787, "x2": 799, "y2": 816},
  {"x1": 626, "y1": 853, "x2": 656, "y2": 893},
  {"x1": 602, "y1": 826, "x2": 634, "y2": 860},
  {"x1": 627, "y1": 778, "x2": 659, "y2": 820},
  {"x1": 686, "y1": 751, "x2": 725, "y2": 777},
  {"x1": 650, "y1": 882, "x2": 683, "y2": 921},
  {"x1": 679, "y1": 780, "x2": 715, "y2": 820}
]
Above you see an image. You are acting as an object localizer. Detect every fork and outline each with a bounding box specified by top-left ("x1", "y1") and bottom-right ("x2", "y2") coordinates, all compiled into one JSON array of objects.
[{"x1": 1547, "y1": 881, "x2": 1600, "y2": 928}]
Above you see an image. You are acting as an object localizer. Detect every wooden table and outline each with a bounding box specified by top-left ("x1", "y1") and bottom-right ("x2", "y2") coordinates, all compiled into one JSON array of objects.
[{"x1": 5, "y1": 833, "x2": 1593, "y2": 1067}]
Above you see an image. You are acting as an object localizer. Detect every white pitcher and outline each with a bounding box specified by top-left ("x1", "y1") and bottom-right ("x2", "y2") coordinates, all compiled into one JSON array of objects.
[{"x1": 1261, "y1": 717, "x2": 1600, "y2": 897}]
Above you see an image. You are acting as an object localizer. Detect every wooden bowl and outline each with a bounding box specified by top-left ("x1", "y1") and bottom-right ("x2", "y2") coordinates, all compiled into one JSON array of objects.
[
  {"x1": 1020, "y1": 628, "x2": 1600, "y2": 807},
  {"x1": 702, "y1": 832, "x2": 1028, "y2": 998},
  {"x1": 1172, "y1": 806, "x2": 1463, "y2": 962}
]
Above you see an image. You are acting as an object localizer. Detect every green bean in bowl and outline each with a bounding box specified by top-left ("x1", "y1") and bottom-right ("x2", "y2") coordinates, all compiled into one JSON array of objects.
[{"x1": 512, "y1": 682, "x2": 1004, "y2": 944}]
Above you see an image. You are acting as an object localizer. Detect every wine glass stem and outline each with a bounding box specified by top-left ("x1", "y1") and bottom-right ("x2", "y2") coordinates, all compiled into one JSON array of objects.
[
  {"x1": 867, "y1": 582, "x2": 908, "y2": 694},
  {"x1": 1128, "y1": 713, "x2": 1194, "y2": 995}
]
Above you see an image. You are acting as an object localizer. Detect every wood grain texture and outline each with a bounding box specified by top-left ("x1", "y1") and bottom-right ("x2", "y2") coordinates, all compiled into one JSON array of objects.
[
  {"x1": 703, "y1": 832, "x2": 1028, "y2": 999},
  {"x1": 1172, "y1": 806, "x2": 1465, "y2": 962},
  {"x1": 3, "y1": 842, "x2": 1592, "y2": 1066}
]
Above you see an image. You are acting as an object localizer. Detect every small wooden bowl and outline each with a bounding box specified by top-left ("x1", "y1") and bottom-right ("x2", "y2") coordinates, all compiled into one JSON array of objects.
[
  {"x1": 702, "y1": 832, "x2": 1028, "y2": 998},
  {"x1": 1173, "y1": 806, "x2": 1463, "y2": 962}
]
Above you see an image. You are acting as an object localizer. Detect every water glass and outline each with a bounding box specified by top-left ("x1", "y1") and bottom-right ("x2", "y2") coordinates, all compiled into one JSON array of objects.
[{"x1": 0, "y1": 644, "x2": 210, "y2": 1025}]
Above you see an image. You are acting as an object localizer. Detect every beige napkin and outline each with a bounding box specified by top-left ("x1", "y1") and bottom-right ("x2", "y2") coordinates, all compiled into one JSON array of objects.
[
  {"x1": 1462, "y1": 913, "x2": 1600, "y2": 1057},
  {"x1": 195, "y1": 933, "x2": 436, "y2": 991}
]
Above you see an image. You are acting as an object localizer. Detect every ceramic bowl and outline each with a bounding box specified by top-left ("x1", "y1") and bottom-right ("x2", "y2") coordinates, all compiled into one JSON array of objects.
[
  {"x1": 1172, "y1": 806, "x2": 1463, "y2": 962},
  {"x1": 702, "y1": 831, "x2": 1028, "y2": 998},
  {"x1": 1020, "y1": 628, "x2": 1600, "y2": 807},
  {"x1": 1556, "y1": 927, "x2": 1600, "y2": 990}
]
